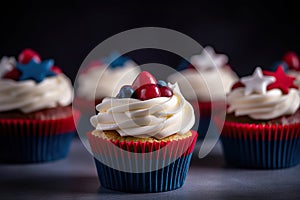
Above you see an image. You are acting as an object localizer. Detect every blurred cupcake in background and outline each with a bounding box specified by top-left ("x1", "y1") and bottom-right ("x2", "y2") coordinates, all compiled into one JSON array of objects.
[
  {"x1": 74, "y1": 52, "x2": 140, "y2": 113},
  {"x1": 220, "y1": 66, "x2": 300, "y2": 169},
  {"x1": 0, "y1": 49, "x2": 80, "y2": 163},
  {"x1": 168, "y1": 46, "x2": 238, "y2": 138}
]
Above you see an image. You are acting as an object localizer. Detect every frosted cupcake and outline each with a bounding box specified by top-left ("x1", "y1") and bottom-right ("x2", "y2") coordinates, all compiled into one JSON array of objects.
[
  {"x1": 168, "y1": 46, "x2": 238, "y2": 138},
  {"x1": 75, "y1": 52, "x2": 140, "y2": 112},
  {"x1": 0, "y1": 49, "x2": 80, "y2": 163},
  {"x1": 221, "y1": 66, "x2": 300, "y2": 169},
  {"x1": 88, "y1": 71, "x2": 198, "y2": 192}
]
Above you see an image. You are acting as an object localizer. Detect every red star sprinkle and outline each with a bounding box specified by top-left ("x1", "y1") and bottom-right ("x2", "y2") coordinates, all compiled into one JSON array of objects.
[
  {"x1": 51, "y1": 66, "x2": 62, "y2": 74},
  {"x1": 2, "y1": 68, "x2": 21, "y2": 81},
  {"x1": 263, "y1": 66, "x2": 298, "y2": 94},
  {"x1": 231, "y1": 81, "x2": 245, "y2": 90}
]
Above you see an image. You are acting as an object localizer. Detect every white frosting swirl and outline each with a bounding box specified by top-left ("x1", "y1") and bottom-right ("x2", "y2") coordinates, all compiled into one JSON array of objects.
[
  {"x1": 90, "y1": 83, "x2": 195, "y2": 139},
  {"x1": 76, "y1": 61, "x2": 140, "y2": 100},
  {"x1": 168, "y1": 67, "x2": 238, "y2": 101},
  {"x1": 227, "y1": 87, "x2": 300, "y2": 120},
  {"x1": 0, "y1": 74, "x2": 73, "y2": 113}
]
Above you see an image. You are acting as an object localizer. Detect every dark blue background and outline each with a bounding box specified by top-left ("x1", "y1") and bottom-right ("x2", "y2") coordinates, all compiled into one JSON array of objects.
[{"x1": 1, "y1": 0, "x2": 299, "y2": 81}]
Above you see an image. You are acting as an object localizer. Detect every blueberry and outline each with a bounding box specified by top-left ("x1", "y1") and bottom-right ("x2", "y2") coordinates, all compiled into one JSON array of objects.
[
  {"x1": 270, "y1": 60, "x2": 289, "y2": 72},
  {"x1": 157, "y1": 80, "x2": 167, "y2": 87},
  {"x1": 117, "y1": 85, "x2": 135, "y2": 98}
]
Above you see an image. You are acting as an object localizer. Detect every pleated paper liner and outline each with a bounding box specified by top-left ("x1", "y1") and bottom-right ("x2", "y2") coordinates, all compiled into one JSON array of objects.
[
  {"x1": 220, "y1": 121, "x2": 300, "y2": 169},
  {"x1": 88, "y1": 130, "x2": 198, "y2": 193},
  {"x1": 0, "y1": 110, "x2": 80, "y2": 163}
]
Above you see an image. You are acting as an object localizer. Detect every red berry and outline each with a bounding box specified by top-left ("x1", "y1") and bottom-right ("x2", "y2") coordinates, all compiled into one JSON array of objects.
[
  {"x1": 132, "y1": 71, "x2": 157, "y2": 90},
  {"x1": 51, "y1": 66, "x2": 62, "y2": 74},
  {"x1": 135, "y1": 84, "x2": 161, "y2": 100},
  {"x1": 2, "y1": 68, "x2": 21, "y2": 80},
  {"x1": 18, "y1": 48, "x2": 41, "y2": 64},
  {"x1": 160, "y1": 86, "x2": 173, "y2": 97},
  {"x1": 283, "y1": 51, "x2": 300, "y2": 71}
]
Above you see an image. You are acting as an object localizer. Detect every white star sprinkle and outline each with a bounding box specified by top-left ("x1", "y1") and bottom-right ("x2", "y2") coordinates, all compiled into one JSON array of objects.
[
  {"x1": 190, "y1": 46, "x2": 229, "y2": 70},
  {"x1": 0, "y1": 56, "x2": 15, "y2": 77},
  {"x1": 241, "y1": 67, "x2": 275, "y2": 95}
]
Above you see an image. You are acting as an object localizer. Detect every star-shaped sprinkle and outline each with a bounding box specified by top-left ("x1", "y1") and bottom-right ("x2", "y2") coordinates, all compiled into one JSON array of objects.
[
  {"x1": 0, "y1": 56, "x2": 15, "y2": 78},
  {"x1": 177, "y1": 59, "x2": 190, "y2": 71},
  {"x1": 263, "y1": 66, "x2": 298, "y2": 94},
  {"x1": 190, "y1": 46, "x2": 229, "y2": 70},
  {"x1": 102, "y1": 52, "x2": 130, "y2": 69},
  {"x1": 16, "y1": 59, "x2": 56, "y2": 83},
  {"x1": 231, "y1": 81, "x2": 245, "y2": 90},
  {"x1": 240, "y1": 67, "x2": 275, "y2": 95}
]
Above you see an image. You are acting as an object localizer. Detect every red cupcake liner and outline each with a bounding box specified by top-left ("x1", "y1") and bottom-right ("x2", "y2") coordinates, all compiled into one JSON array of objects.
[
  {"x1": 220, "y1": 121, "x2": 300, "y2": 169},
  {"x1": 0, "y1": 110, "x2": 80, "y2": 136},
  {"x1": 222, "y1": 121, "x2": 300, "y2": 140},
  {"x1": 87, "y1": 130, "x2": 197, "y2": 172}
]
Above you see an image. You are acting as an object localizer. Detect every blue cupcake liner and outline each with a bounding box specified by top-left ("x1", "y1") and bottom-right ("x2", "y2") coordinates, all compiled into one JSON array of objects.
[
  {"x1": 0, "y1": 131, "x2": 74, "y2": 163},
  {"x1": 221, "y1": 136, "x2": 300, "y2": 169},
  {"x1": 196, "y1": 117, "x2": 210, "y2": 139},
  {"x1": 94, "y1": 153, "x2": 193, "y2": 193}
]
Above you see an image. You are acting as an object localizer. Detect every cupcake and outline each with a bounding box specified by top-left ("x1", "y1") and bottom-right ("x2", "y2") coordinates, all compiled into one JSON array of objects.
[
  {"x1": 88, "y1": 71, "x2": 198, "y2": 192},
  {"x1": 168, "y1": 46, "x2": 238, "y2": 138},
  {"x1": 0, "y1": 49, "x2": 80, "y2": 163},
  {"x1": 74, "y1": 52, "x2": 140, "y2": 113},
  {"x1": 220, "y1": 66, "x2": 300, "y2": 169}
]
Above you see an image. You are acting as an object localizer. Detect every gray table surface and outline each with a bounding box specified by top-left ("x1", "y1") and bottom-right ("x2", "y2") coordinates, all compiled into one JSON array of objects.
[{"x1": 1, "y1": 138, "x2": 300, "y2": 200}]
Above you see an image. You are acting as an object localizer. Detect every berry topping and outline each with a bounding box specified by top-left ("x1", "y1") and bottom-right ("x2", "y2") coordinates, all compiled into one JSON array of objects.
[
  {"x1": 160, "y1": 86, "x2": 173, "y2": 97},
  {"x1": 135, "y1": 84, "x2": 161, "y2": 100},
  {"x1": 117, "y1": 85, "x2": 135, "y2": 98},
  {"x1": 120, "y1": 71, "x2": 174, "y2": 100},
  {"x1": 263, "y1": 66, "x2": 298, "y2": 94},
  {"x1": 157, "y1": 80, "x2": 167, "y2": 87},
  {"x1": 283, "y1": 51, "x2": 300, "y2": 71},
  {"x1": 132, "y1": 71, "x2": 157, "y2": 90},
  {"x1": 18, "y1": 48, "x2": 41, "y2": 64}
]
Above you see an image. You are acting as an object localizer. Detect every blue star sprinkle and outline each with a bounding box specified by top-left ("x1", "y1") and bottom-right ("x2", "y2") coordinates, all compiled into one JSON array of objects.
[
  {"x1": 177, "y1": 59, "x2": 191, "y2": 71},
  {"x1": 16, "y1": 59, "x2": 56, "y2": 83},
  {"x1": 102, "y1": 52, "x2": 131, "y2": 69}
]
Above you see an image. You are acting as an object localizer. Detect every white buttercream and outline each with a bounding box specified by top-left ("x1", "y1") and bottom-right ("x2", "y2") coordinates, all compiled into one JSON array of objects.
[
  {"x1": 90, "y1": 83, "x2": 195, "y2": 139},
  {"x1": 0, "y1": 74, "x2": 73, "y2": 113},
  {"x1": 76, "y1": 61, "x2": 140, "y2": 100},
  {"x1": 227, "y1": 87, "x2": 300, "y2": 120}
]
